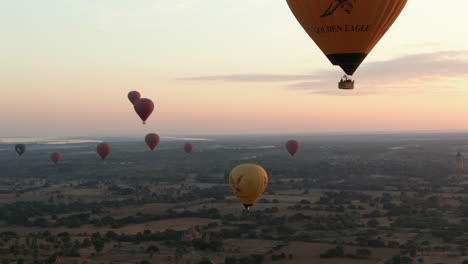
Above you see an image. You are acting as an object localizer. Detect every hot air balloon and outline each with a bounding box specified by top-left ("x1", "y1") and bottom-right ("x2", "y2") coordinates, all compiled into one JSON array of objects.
[
  {"x1": 15, "y1": 144, "x2": 26, "y2": 156},
  {"x1": 50, "y1": 152, "x2": 62, "y2": 165},
  {"x1": 97, "y1": 142, "x2": 112, "y2": 160},
  {"x1": 229, "y1": 164, "x2": 269, "y2": 213},
  {"x1": 134, "y1": 98, "x2": 154, "y2": 124},
  {"x1": 285, "y1": 140, "x2": 300, "y2": 156},
  {"x1": 128, "y1": 91, "x2": 141, "y2": 105},
  {"x1": 184, "y1": 143, "x2": 193, "y2": 154},
  {"x1": 145, "y1": 133, "x2": 160, "y2": 151},
  {"x1": 286, "y1": 0, "x2": 407, "y2": 89}
]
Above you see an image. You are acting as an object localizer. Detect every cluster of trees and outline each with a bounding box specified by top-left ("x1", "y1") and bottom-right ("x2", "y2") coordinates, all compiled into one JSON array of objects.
[
  {"x1": 385, "y1": 255, "x2": 413, "y2": 264},
  {"x1": 0, "y1": 200, "x2": 136, "y2": 226},
  {"x1": 224, "y1": 255, "x2": 264, "y2": 264},
  {"x1": 271, "y1": 253, "x2": 293, "y2": 261},
  {"x1": 303, "y1": 215, "x2": 359, "y2": 231},
  {"x1": 317, "y1": 191, "x2": 373, "y2": 204},
  {"x1": 192, "y1": 239, "x2": 222, "y2": 252},
  {"x1": 0, "y1": 231, "x2": 88, "y2": 263},
  {"x1": 320, "y1": 245, "x2": 371, "y2": 259},
  {"x1": 2, "y1": 201, "x2": 226, "y2": 229}
]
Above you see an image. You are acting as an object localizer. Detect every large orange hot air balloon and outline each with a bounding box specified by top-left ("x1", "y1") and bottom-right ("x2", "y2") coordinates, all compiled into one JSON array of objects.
[
  {"x1": 128, "y1": 91, "x2": 141, "y2": 105},
  {"x1": 286, "y1": 0, "x2": 407, "y2": 89},
  {"x1": 184, "y1": 143, "x2": 193, "y2": 154},
  {"x1": 134, "y1": 98, "x2": 154, "y2": 124},
  {"x1": 50, "y1": 152, "x2": 62, "y2": 165},
  {"x1": 145, "y1": 133, "x2": 160, "y2": 151},
  {"x1": 96, "y1": 143, "x2": 112, "y2": 160},
  {"x1": 285, "y1": 140, "x2": 300, "y2": 156}
]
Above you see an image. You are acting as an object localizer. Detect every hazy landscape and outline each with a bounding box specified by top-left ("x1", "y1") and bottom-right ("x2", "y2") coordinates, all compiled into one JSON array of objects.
[{"x1": 1, "y1": 133, "x2": 468, "y2": 264}]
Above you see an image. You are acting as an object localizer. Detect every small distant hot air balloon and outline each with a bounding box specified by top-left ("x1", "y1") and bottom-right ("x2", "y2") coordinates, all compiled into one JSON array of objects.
[
  {"x1": 184, "y1": 143, "x2": 194, "y2": 154},
  {"x1": 229, "y1": 164, "x2": 268, "y2": 213},
  {"x1": 285, "y1": 140, "x2": 300, "y2": 156},
  {"x1": 134, "y1": 98, "x2": 154, "y2": 124},
  {"x1": 145, "y1": 133, "x2": 160, "y2": 151},
  {"x1": 286, "y1": 0, "x2": 408, "y2": 89},
  {"x1": 15, "y1": 144, "x2": 27, "y2": 156},
  {"x1": 128, "y1": 91, "x2": 141, "y2": 105},
  {"x1": 50, "y1": 152, "x2": 62, "y2": 165},
  {"x1": 97, "y1": 142, "x2": 112, "y2": 160}
]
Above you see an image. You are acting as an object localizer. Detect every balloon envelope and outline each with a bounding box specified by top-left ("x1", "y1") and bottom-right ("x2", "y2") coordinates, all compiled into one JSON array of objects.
[
  {"x1": 285, "y1": 140, "x2": 300, "y2": 156},
  {"x1": 128, "y1": 91, "x2": 141, "y2": 105},
  {"x1": 286, "y1": 0, "x2": 407, "y2": 75},
  {"x1": 134, "y1": 98, "x2": 154, "y2": 124},
  {"x1": 97, "y1": 143, "x2": 112, "y2": 160},
  {"x1": 15, "y1": 144, "x2": 26, "y2": 156},
  {"x1": 50, "y1": 152, "x2": 62, "y2": 164},
  {"x1": 184, "y1": 143, "x2": 193, "y2": 154},
  {"x1": 229, "y1": 164, "x2": 268, "y2": 212},
  {"x1": 145, "y1": 133, "x2": 160, "y2": 151}
]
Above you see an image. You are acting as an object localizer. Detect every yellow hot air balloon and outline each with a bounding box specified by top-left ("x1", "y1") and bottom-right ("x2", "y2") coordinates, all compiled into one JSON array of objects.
[
  {"x1": 229, "y1": 164, "x2": 268, "y2": 213},
  {"x1": 286, "y1": 0, "x2": 408, "y2": 89}
]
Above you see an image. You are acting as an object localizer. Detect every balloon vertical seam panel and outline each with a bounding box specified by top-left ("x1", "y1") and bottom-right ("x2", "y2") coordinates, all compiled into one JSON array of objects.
[
  {"x1": 255, "y1": 170, "x2": 262, "y2": 203},
  {"x1": 365, "y1": 1, "x2": 394, "y2": 53},
  {"x1": 368, "y1": 1, "x2": 408, "y2": 53},
  {"x1": 256, "y1": 168, "x2": 267, "y2": 203},
  {"x1": 235, "y1": 168, "x2": 246, "y2": 203}
]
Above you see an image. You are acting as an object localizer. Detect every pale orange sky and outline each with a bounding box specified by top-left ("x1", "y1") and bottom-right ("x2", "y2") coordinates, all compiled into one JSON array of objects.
[{"x1": 1, "y1": 0, "x2": 468, "y2": 137}]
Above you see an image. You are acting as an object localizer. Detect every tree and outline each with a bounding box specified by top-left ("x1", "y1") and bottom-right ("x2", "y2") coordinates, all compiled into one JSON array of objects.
[
  {"x1": 147, "y1": 245, "x2": 160, "y2": 258},
  {"x1": 92, "y1": 238, "x2": 104, "y2": 254},
  {"x1": 81, "y1": 238, "x2": 92, "y2": 248},
  {"x1": 320, "y1": 246, "x2": 344, "y2": 258}
]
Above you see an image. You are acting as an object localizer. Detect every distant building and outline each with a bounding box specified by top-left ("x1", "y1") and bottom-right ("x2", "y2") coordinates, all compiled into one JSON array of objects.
[{"x1": 456, "y1": 152, "x2": 464, "y2": 171}]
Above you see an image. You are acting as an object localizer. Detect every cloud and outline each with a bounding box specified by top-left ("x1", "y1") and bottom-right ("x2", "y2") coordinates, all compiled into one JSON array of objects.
[
  {"x1": 359, "y1": 51, "x2": 468, "y2": 81},
  {"x1": 179, "y1": 50, "x2": 468, "y2": 95}
]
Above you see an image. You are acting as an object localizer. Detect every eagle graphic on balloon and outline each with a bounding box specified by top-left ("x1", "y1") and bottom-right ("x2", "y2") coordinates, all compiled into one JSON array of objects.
[{"x1": 321, "y1": 0, "x2": 356, "y2": 17}]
